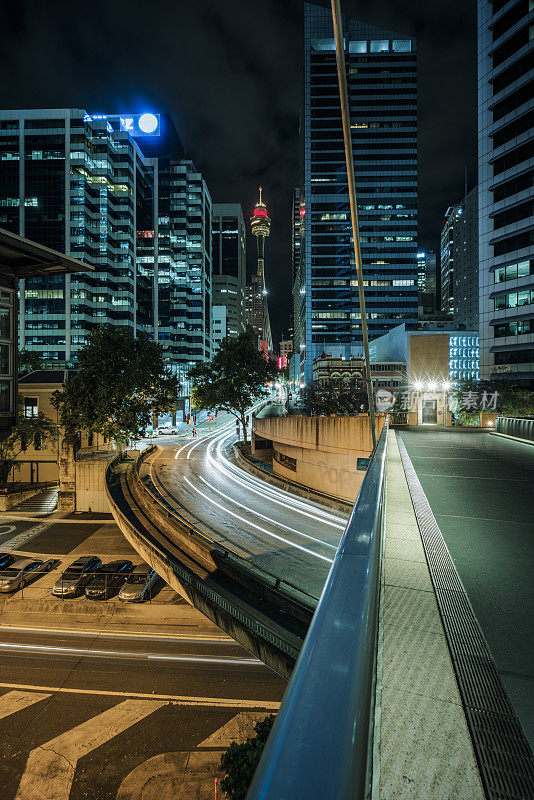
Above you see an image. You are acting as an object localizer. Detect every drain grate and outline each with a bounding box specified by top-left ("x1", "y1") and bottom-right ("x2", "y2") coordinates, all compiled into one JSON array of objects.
[{"x1": 396, "y1": 433, "x2": 534, "y2": 800}]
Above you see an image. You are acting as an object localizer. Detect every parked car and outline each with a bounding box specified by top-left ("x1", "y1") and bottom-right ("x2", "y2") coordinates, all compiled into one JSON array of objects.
[
  {"x1": 0, "y1": 553, "x2": 15, "y2": 571},
  {"x1": 157, "y1": 427, "x2": 178, "y2": 435},
  {"x1": 0, "y1": 558, "x2": 55, "y2": 593},
  {"x1": 52, "y1": 555, "x2": 102, "y2": 598},
  {"x1": 119, "y1": 565, "x2": 159, "y2": 602},
  {"x1": 85, "y1": 560, "x2": 133, "y2": 600}
]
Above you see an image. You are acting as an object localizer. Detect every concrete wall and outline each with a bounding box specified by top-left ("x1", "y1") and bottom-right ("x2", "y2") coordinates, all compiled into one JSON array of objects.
[
  {"x1": 253, "y1": 414, "x2": 384, "y2": 503},
  {"x1": 75, "y1": 458, "x2": 111, "y2": 513}
]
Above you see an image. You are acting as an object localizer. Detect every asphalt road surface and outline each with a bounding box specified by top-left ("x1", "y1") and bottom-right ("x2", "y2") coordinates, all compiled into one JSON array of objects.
[
  {"x1": 0, "y1": 626, "x2": 284, "y2": 800},
  {"x1": 145, "y1": 412, "x2": 350, "y2": 602},
  {"x1": 398, "y1": 428, "x2": 534, "y2": 748}
]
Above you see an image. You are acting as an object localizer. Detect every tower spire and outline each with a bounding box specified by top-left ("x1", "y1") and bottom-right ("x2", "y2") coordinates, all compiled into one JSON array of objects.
[{"x1": 259, "y1": 186, "x2": 263, "y2": 204}]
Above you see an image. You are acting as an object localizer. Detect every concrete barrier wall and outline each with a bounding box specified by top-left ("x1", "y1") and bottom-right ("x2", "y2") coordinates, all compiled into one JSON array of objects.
[
  {"x1": 76, "y1": 458, "x2": 111, "y2": 513},
  {"x1": 253, "y1": 415, "x2": 384, "y2": 503}
]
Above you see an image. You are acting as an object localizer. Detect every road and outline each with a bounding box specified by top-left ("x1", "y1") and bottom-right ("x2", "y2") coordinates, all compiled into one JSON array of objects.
[
  {"x1": 0, "y1": 625, "x2": 284, "y2": 799},
  {"x1": 144, "y1": 412, "x2": 349, "y2": 602},
  {"x1": 398, "y1": 428, "x2": 534, "y2": 748}
]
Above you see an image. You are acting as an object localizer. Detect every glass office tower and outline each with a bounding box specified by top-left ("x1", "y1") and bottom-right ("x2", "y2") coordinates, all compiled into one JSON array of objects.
[
  {"x1": 301, "y1": 4, "x2": 418, "y2": 384},
  {"x1": 211, "y1": 203, "x2": 246, "y2": 349},
  {"x1": 0, "y1": 108, "x2": 212, "y2": 389},
  {"x1": 478, "y1": 0, "x2": 534, "y2": 384}
]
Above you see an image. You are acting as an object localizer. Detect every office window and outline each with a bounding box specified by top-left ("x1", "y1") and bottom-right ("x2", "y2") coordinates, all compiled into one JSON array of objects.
[
  {"x1": 0, "y1": 380, "x2": 10, "y2": 413},
  {"x1": 0, "y1": 344, "x2": 9, "y2": 375},
  {"x1": 0, "y1": 308, "x2": 10, "y2": 340}
]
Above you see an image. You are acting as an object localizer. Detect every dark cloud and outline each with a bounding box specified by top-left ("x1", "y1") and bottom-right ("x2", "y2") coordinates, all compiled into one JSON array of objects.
[{"x1": 0, "y1": 0, "x2": 477, "y2": 345}]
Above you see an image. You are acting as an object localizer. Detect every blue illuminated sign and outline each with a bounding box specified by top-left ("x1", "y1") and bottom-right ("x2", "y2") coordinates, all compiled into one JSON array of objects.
[{"x1": 119, "y1": 113, "x2": 160, "y2": 137}]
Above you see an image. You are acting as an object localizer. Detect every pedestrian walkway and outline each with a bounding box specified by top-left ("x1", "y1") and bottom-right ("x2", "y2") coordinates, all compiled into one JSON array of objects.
[
  {"x1": 398, "y1": 427, "x2": 534, "y2": 749},
  {"x1": 378, "y1": 431, "x2": 484, "y2": 799},
  {"x1": 14, "y1": 486, "x2": 58, "y2": 514}
]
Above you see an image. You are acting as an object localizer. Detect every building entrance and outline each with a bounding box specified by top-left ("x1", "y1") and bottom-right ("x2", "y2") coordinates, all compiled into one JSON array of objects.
[{"x1": 422, "y1": 398, "x2": 437, "y2": 424}]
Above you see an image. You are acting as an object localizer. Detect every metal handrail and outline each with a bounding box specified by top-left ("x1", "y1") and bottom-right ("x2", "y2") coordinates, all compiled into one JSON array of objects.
[{"x1": 247, "y1": 422, "x2": 388, "y2": 800}]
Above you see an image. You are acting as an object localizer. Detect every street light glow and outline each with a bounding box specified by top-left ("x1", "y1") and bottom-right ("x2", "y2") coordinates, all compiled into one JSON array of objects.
[
  {"x1": 427, "y1": 381, "x2": 437, "y2": 391},
  {"x1": 442, "y1": 381, "x2": 451, "y2": 391},
  {"x1": 414, "y1": 380, "x2": 424, "y2": 391}
]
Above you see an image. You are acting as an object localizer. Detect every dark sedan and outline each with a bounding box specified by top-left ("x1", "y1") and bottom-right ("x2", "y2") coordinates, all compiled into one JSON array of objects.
[
  {"x1": 52, "y1": 555, "x2": 102, "y2": 598},
  {"x1": 85, "y1": 560, "x2": 133, "y2": 600}
]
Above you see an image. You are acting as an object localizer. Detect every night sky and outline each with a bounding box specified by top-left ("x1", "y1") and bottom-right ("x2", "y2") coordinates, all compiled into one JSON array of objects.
[{"x1": 1, "y1": 0, "x2": 477, "y2": 347}]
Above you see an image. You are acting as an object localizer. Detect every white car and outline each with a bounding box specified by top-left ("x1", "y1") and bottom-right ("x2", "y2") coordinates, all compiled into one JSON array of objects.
[{"x1": 157, "y1": 427, "x2": 178, "y2": 435}]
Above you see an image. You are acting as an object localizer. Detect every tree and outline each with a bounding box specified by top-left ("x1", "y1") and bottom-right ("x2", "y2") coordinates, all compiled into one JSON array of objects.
[
  {"x1": 0, "y1": 398, "x2": 58, "y2": 485},
  {"x1": 219, "y1": 715, "x2": 275, "y2": 800},
  {"x1": 18, "y1": 349, "x2": 45, "y2": 375},
  {"x1": 301, "y1": 383, "x2": 368, "y2": 416},
  {"x1": 52, "y1": 325, "x2": 178, "y2": 449},
  {"x1": 189, "y1": 332, "x2": 276, "y2": 444}
]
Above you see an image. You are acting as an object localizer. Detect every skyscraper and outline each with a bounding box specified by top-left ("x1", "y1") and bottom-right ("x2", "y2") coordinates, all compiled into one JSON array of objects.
[
  {"x1": 478, "y1": 0, "x2": 534, "y2": 384},
  {"x1": 452, "y1": 187, "x2": 478, "y2": 330},
  {"x1": 211, "y1": 203, "x2": 246, "y2": 350},
  {"x1": 0, "y1": 108, "x2": 212, "y2": 393},
  {"x1": 300, "y1": 3, "x2": 418, "y2": 384},
  {"x1": 440, "y1": 205, "x2": 463, "y2": 316}
]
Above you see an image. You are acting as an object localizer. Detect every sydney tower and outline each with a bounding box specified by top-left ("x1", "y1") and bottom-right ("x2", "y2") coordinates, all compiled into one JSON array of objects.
[{"x1": 249, "y1": 187, "x2": 272, "y2": 351}]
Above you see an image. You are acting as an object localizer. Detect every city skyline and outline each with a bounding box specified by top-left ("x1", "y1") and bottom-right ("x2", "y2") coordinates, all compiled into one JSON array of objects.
[{"x1": 0, "y1": 0, "x2": 478, "y2": 345}]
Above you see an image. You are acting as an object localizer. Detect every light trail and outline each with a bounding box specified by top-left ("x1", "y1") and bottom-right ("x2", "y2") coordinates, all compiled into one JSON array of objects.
[
  {"x1": 198, "y1": 475, "x2": 337, "y2": 550},
  {"x1": 206, "y1": 431, "x2": 346, "y2": 529},
  {"x1": 0, "y1": 641, "x2": 261, "y2": 666},
  {"x1": 183, "y1": 476, "x2": 333, "y2": 564}
]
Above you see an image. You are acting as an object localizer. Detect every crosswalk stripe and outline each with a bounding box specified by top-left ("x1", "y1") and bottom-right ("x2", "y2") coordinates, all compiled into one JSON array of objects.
[
  {"x1": 15, "y1": 699, "x2": 167, "y2": 800},
  {"x1": 0, "y1": 690, "x2": 50, "y2": 720}
]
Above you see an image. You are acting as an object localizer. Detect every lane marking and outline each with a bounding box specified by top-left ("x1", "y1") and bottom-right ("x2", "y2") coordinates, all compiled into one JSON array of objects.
[
  {"x1": 183, "y1": 476, "x2": 333, "y2": 564},
  {"x1": 0, "y1": 625, "x2": 235, "y2": 643},
  {"x1": 15, "y1": 699, "x2": 168, "y2": 800},
  {"x1": 0, "y1": 682, "x2": 281, "y2": 708},
  {"x1": 198, "y1": 474, "x2": 337, "y2": 550},
  {"x1": 0, "y1": 641, "x2": 262, "y2": 665},
  {"x1": 0, "y1": 689, "x2": 50, "y2": 720}
]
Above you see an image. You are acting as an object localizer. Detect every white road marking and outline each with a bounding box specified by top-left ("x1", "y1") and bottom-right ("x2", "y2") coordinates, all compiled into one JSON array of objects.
[
  {"x1": 0, "y1": 641, "x2": 261, "y2": 665},
  {"x1": 0, "y1": 518, "x2": 61, "y2": 551},
  {"x1": 0, "y1": 689, "x2": 50, "y2": 719},
  {"x1": 183, "y1": 476, "x2": 333, "y2": 563},
  {"x1": 0, "y1": 681, "x2": 280, "y2": 708},
  {"x1": 15, "y1": 699, "x2": 167, "y2": 800}
]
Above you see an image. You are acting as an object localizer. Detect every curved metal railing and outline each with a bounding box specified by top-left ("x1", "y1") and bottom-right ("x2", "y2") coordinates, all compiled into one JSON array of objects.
[
  {"x1": 247, "y1": 422, "x2": 388, "y2": 800},
  {"x1": 495, "y1": 416, "x2": 534, "y2": 443}
]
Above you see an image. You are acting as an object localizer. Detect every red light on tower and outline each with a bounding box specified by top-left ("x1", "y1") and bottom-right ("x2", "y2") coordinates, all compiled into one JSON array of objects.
[
  {"x1": 250, "y1": 187, "x2": 271, "y2": 239},
  {"x1": 299, "y1": 206, "x2": 305, "y2": 218}
]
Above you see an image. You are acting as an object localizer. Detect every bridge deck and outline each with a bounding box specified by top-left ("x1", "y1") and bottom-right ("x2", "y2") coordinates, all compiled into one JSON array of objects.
[
  {"x1": 397, "y1": 427, "x2": 534, "y2": 748},
  {"x1": 379, "y1": 431, "x2": 484, "y2": 798}
]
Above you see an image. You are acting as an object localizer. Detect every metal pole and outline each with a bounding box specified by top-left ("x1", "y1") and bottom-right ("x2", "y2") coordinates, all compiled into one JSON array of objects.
[{"x1": 331, "y1": 0, "x2": 377, "y2": 449}]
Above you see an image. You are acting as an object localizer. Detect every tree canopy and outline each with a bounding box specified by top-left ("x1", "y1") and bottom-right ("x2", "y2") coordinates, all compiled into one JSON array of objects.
[
  {"x1": 52, "y1": 325, "x2": 178, "y2": 447},
  {"x1": 18, "y1": 349, "x2": 45, "y2": 375},
  {"x1": 189, "y1": 332, "x2": 276, "y2": 443},
  {"x1": 301, "y1": 383, "x2": 368, "y2": 416}
]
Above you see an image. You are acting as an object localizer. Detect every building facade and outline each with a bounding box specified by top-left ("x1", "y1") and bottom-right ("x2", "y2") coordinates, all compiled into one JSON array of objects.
[
  {"x1": 301, "y1": 3, "x2": 418, "y2": 385},
  {"x1": 478, "y1": 0, "x2": 534, "y2": 384},
  {"x1": 0, "y1": 108, "x2": 212, "y2": 395},
  {"x1": 452, "y1": 187, "x2": 479, "y2": 329},
  {"x1": 211, "y1": 203, "x2": 246, "y2": 350},
  {"x1": 440, "y1": 204, "x2": 462, "y2": 316},
  {"x1": 312, "y1": 353, "x2": 405, "y2": 391}
]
